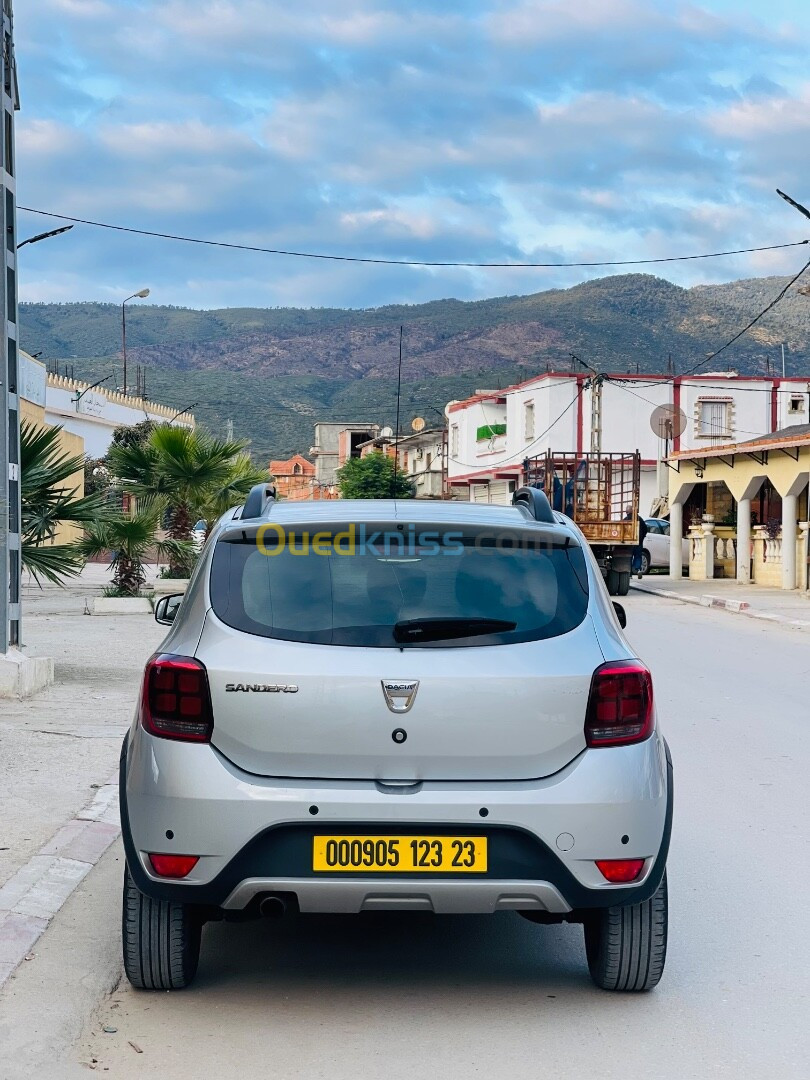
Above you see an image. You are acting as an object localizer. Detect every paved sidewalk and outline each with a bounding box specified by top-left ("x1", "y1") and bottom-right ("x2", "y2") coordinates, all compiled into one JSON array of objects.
[
  {"x1": 632, "y1": 573, "x2": 810, "y2": 630},
  {"x1": 0, "y1": 567, "x2": 166, "y2": 988}
]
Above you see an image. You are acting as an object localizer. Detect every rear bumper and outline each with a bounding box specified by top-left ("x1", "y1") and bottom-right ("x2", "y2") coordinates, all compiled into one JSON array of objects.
[{"x1": 120, "y1": 728, "x2": 672, "y2": 914}]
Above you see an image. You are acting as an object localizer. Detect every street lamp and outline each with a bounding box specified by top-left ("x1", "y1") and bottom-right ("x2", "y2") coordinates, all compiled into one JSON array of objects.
[
  {"x1": 169, "y1": 402, "x2": 198, "y2": 424},
  {"x1": 121, "y1": 289, "x2": 150, "y2": 396},
  {"x1": 72, "y1": 374, "x2": 111, "y2": 407},
  {"x1": 17, "y1": 224, "x2": 74, "y2": 249}
]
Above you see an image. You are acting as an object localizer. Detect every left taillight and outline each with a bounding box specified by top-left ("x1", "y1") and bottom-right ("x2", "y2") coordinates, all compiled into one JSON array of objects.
[
  {"x1": 585, "y1": 660, "x2": 654, "y2": 747},
  {"x1": 140, "y1": 653, "x2": 213, "y2": 743}
]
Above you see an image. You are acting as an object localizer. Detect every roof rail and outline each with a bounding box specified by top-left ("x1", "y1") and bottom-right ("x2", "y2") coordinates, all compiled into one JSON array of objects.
[
  {"x1": 241, "y1": 482, "x2": 277, "y2": 519},
  {"x1": 512, "y1": 485, "x2": 555, "y2": 524}
]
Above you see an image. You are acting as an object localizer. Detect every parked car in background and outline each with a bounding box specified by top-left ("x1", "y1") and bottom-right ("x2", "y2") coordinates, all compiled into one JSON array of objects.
[
  {"x1": 191, "y1": 519, "x2": 207, "y2": 552},
  {"x1": 640, "y1": 518, "x2": 689, "y2": 574}
]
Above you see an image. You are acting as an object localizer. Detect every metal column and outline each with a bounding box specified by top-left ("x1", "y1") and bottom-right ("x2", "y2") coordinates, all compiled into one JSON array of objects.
[{"x1": 0, "y1": 1, "x2": 20, "y2": 651}]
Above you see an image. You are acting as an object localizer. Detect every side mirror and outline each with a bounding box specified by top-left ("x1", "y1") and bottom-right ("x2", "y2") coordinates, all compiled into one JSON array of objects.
[
  {"x1": 612, "y1": 602, "x2": 627, "y2": 629},
  {"x1": 155, "y1": 593, "x2": 184, "y2": 626}
]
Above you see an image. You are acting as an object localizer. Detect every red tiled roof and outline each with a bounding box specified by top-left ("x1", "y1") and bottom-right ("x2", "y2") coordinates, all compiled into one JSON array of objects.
[{"x1": 269, "y1": 454, "x2": 315, "y2": 475}]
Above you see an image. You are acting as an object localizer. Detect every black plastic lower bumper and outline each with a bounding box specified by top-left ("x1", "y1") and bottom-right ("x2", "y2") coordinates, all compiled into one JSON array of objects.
[{"x1": 119, "y1": 736, "x2": 673, "y2": 914}]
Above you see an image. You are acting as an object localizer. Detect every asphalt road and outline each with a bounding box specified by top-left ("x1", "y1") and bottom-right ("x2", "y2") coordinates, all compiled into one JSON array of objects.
[{"x1": 8, "y1": 592, "x2": 810, "y2": 1078}]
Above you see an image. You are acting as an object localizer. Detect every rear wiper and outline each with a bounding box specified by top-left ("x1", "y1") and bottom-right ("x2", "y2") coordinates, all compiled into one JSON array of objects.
[{"x1": 393, "y1": 617, "x2": 517, "y2": 644}]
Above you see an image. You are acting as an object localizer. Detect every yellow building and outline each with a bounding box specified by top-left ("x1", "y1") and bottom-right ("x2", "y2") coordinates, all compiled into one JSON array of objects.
[
  {"x1": 20, "y1": 353, "x2": 86, "y2": 546},
  {"x1": 667, "y1": 424, "x2": 810, "y2": 590}
]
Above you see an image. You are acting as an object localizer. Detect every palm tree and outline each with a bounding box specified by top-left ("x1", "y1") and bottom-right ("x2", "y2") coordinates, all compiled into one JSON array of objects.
[
  {"x1": 108, "y1": 425, "x2": 250, "y2": 575},
  {"x1": 76, "y1": 499, "x2": 194, "y2": 597},
  {"x1": 20, "y1": 420, "x2": 108, "y2": 585},
  {"x1": 196, "y1": 453, "x2": 269, "y2": 536}
]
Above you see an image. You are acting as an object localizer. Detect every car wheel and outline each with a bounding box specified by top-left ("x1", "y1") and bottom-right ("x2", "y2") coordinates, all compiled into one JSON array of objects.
[
  {"x1": 616, "y1": 570, "x2": 631, "y2": 596},
  {"x1": 122, "y1": 865, "x2": 202, "y2": 990},
  {"x1": 606, "y1": 568, "x2": 620, "y2": 595},
  {"x1": 640, "y1": 550, "x2": 651, "y2": 575},
  {"x1": 584, "y1": 872, "x2": 668, "y2": 991}
]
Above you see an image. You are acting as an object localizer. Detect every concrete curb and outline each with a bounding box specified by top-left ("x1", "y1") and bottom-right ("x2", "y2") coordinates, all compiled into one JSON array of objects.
[
  {"x1": 0, "y1": 777, "x2": 120, "y2": 988},
  {"x1": 630, "y1": 580, "x2": 810, "y2": 632},
  {"x1": 0, "y1": 649, "x2": 54, "y2": 699},
  {"x1": 92, "y1": 597, "x2": 152, "y2": 615}
]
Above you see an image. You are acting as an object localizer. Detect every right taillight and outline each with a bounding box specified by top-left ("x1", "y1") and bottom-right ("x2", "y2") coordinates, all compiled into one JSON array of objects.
[
  {"x1": 585, "y1": 660, "x2": 653, "y2": 747},
  {"x1": 140, "y1": 653, "x2": 214, "y2": 743}
]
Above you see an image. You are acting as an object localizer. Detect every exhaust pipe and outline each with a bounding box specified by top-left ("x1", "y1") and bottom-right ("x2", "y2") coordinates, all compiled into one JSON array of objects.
[{"x1": 259, "y1": 895, "x2": 288, "y2": 919}]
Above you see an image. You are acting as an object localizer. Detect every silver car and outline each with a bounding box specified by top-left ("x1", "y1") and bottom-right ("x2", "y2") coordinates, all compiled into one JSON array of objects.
[
  {"x1": 640, "y1": 518, "x2": 690, "y2": 575},
  {"x1": 120, "y1": 486, "x2": 672, "y2": 992}
]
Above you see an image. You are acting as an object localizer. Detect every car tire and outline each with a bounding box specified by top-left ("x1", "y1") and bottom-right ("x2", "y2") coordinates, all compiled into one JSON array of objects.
[
  {"x1": 616, "y1": 570, "x2": 631, "y2": 596},
  {"x1": 640, "y1": 550, "x2": 651, "y2": 575},
  {"x1": 584, "y1": 872, "x2": 668, "y2": 991},
  {"x1": 606, "y1": 568, "x2": 620, "y2": 595},
  {"x1": 122, "y1": 866, "x2": 202, "y2": 990}
]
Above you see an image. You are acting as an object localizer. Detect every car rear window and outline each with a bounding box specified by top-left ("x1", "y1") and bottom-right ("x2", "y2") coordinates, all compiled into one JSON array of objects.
[{"x1": 209, "y1": 525, "x2": 589, "y2": 648}]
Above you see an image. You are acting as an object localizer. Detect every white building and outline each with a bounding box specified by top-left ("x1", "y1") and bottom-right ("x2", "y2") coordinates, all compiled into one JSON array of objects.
[
  {"x1": 446, "y1": 371, "x2": 810, "y2": 514},
  {"x1": 397, "y1": 428, "x2": 446, "y2": 498},
  {"x1": 42, "y1": 370, "x2": 195, "y2": 458}
]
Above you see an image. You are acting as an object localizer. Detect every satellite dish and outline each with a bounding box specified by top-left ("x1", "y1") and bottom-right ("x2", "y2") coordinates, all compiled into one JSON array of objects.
[
  {"x1": 444, "y1": 400, "x2": 461, "y2": 419},
  {"x1": 650, "y1": 404, "x2": 687, "y2": 441},
  {"x1": 411, "y1": 416, "x2": 426, "y2": 432},
  {"x1": 380, "y1": 426, "x2": 393, "y2": 438}
]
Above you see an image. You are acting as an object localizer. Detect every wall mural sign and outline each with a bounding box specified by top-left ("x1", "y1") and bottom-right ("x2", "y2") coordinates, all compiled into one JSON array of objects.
[{"x1": 77, "y1": 390, "x2": 107, "y2": 416}]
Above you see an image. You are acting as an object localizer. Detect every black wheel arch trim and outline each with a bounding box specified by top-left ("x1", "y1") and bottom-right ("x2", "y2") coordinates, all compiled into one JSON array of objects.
[{"x1": 119, "y1": 734, "x2": 673, "y2": 913}]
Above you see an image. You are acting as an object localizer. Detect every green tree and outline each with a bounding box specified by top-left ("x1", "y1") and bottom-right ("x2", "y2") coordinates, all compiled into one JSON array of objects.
[
  {"x1": 107, "y1": 425, "x2": 252, "y2": 575},
  {"x1": 76, "y1": 499, "x2": 193, "y2": 597},
  {"x1": 336, "y1": 451, "x2": 414, "y2": 499},
  {"x1": 20, "y1": 420, "x2": 108, "y2": 585},
  {"x1": 111, "y1": 418, "x2": 155, "y2": 450},
  {"x1": 196, "y1": 453, "x2": 269, "y2": 535}
]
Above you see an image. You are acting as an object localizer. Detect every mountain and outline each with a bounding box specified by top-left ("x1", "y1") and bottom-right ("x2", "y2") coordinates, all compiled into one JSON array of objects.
[{"x1": 19, "y1": 272, "x2": 810, "y2": 462}]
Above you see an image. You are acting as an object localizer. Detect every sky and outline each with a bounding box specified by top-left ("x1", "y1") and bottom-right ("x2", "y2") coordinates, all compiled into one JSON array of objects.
[{"x1": 14, "y1": 0, "x2": 810, "y2": 310}]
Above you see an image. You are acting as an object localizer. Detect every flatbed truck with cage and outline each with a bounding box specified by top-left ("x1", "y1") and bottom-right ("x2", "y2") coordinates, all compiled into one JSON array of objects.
[{"x1": 523, "y1": 450, "x2": 641, "y2": 597}]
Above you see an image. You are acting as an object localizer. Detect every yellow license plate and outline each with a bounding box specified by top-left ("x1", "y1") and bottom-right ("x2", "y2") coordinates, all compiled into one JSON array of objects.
[{"x1": 312, "y1": 835, "x2": 487, "y2": 873}]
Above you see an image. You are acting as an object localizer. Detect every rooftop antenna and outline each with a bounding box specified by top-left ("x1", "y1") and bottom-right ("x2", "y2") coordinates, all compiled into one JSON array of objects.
[{"x1": 390, "y1": 325, "x2": 404, "y2": 498}]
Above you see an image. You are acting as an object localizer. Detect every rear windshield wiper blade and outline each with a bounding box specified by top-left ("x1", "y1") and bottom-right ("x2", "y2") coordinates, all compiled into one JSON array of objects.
[{"x1": 393, "y1": 617, "x2": 517, "y2": 644}]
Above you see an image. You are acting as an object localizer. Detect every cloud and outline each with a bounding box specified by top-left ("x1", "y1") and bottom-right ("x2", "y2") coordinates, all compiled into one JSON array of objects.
[{"x1": 13, "y1": 0, "x2": 810, "y2": 310}]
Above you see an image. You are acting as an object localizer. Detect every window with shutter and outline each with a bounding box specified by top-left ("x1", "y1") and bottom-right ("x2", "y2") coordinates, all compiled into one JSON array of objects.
[
  {"x1": 524, "y1": 402, "x2": 535, "y2": 440},
  {"x1": 697, "y1": 400, "x2": 730, "y2": 438}
]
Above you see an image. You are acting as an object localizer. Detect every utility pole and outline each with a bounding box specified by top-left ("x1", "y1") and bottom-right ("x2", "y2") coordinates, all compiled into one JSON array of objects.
[
  {"x1": 571, "y1": 354, "x2": 604, "y2": 454},
  {"x1": 1, "y1": 2, "x2": 21, "y2": 654}
]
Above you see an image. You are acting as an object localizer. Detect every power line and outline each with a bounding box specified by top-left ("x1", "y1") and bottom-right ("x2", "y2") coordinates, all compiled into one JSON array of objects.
[
  {"x1": 611, "y1": 379, "x2": 807, "y2": 395},
  {"x1": 17, "y1": 205, "x2": 810, "y2": 269},
  {"x1": 608, "y1": 379, "x2": 783, "y2": 440},
  {"x1": 678, "y1": 256, "x2": 810, "y2": 377}
]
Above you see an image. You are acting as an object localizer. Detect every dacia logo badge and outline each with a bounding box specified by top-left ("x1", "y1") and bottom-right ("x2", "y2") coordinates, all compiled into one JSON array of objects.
[{"x1": 381, "y1": 679, "x2": 419, "y2": 714}]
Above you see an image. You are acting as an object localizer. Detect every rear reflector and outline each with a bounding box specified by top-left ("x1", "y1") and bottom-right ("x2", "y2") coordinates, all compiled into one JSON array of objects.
[
  {"x1": 585, "y1": 660, "x2": 653, "y2": 747},
  {"x1": 595, "y1": 858, "x2": 645, "y2": 883},
  {"x1": 148, "y1": 854, "x2": 200, "y2": 879},
  {"x1": 140, "y1": 653, "x2": 214, "y2": 742}
]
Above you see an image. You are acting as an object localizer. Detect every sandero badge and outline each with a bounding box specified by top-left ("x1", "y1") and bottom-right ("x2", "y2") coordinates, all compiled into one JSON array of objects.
[
  {"x1": 225, "y1": 683, "x2": 299, "y2": 693},
  {"x1": 381, "y1": 679, "x2": 419, "y2": 713}
]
